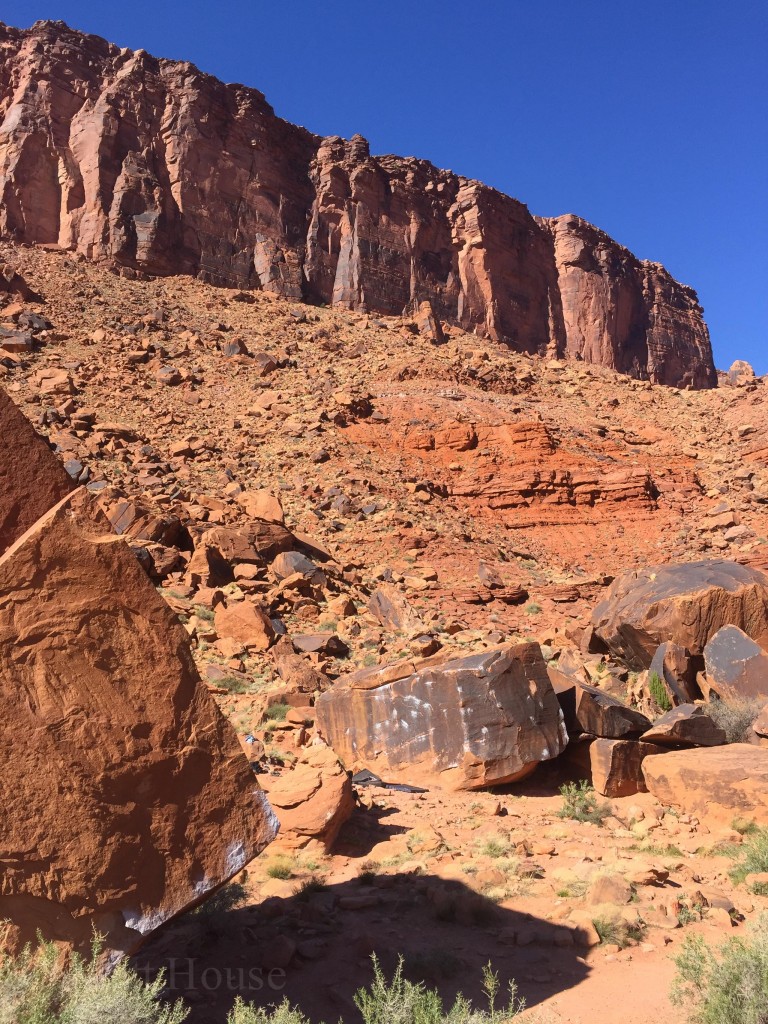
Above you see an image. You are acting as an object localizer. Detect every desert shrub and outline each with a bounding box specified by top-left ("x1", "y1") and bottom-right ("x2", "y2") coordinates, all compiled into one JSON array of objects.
[
  {"x1": 671, "y1": 913, "x2": 768, "y2": 1024},
  {"x1": 0, "y1": 936, "x2": 188, "y2": 1024},
  {"x1": 227, "y1": 1000, "x2": 310, "y2": 1024},
  {"x1": 558, "y1": 780, "x2": 610, "y2": 825},
  {"x1": 729, "y1": 827, "x2": 768, "y2": 886},
  {"x1": 648, "y1": 671, "x2": 672, "y2": 712},
  {"x1": 265, "y1": 857, "x2": 294, "y2": 880},
  {"x1": 264, "y1": 703, "x2": 290, "y2": 723},
  {"x1": 592, "y1": 915, "x2": 646, "y2": 948},
  {"x1": 191, "y1": 881, "x2": 247, "y2": 917},
  {"x1": 703, "y1": 697, "x2": 762, "y2": 743}
]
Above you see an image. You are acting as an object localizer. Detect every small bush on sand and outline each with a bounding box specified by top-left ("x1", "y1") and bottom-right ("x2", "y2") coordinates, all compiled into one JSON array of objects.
[
  {"x1": 0, "y1": 935, "x2": 188, "y2": 1024},
  {"x1": 671, "y1": 913, "x2": 768, "y2": 1024},
  {"x1": 558, "y1": 780, "x2": 610, "y2": 825},
  {"x1": 703, "y1": 697, "x2": 762, "y2": 743},
  {"x1": 729, "y1": 827, "x2": 768, "y2": 886}
]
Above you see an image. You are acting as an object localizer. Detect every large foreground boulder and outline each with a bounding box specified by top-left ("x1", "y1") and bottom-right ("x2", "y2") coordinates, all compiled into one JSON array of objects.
[
  {"x1": 315, "y1": 643, "x2": 568, "y2": 790},
  {"x1": 592, "y1": 560, "x2": 768, "y2": 669},
  {"x1": 0, "y1": 489, "x2": 277, "y2": 955},
  {"x1": 642, "y1": 745, "x2": 768, "y2": 825},
  {"x1": 0, "y1": 386, "x2": 72, "y2": 554}
]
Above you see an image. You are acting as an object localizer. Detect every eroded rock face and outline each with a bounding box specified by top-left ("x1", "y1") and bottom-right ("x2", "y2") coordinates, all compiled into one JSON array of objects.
[
  {"x1": 0, "y1": 20, "x2": 716, "y2": 388},
  {"x1": 703, "y1": 625, "x2": 768, "y2": 703},
  {"x1": 0, "y1": 385, "x2": 72, "y2": 554},
  {"x1": 642, "y1": 745, "x2": 768, "y2": 825},
  {"x1": 592, "y1": 560, "x2": 768, "y2": 669},
  {"x1": 315, "y1": 643, "x2": 568, "y2": 790},
  {"x1": 0, "y1": 489, "x2": 277, "y2": 955}
]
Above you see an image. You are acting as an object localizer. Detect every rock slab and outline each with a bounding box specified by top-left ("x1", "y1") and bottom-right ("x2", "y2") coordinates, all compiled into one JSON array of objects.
[
  {"x1": 0, "y1": 489, "x2": 277, "y2": 955},
  {"x1": 315, "y1": 643, "x2": 568, "y2": 790}
]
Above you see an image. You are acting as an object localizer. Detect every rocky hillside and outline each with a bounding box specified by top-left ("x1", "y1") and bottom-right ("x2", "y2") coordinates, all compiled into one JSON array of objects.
[{"x1": 0, "y1": 20, "x2": 715, "y2": 388}]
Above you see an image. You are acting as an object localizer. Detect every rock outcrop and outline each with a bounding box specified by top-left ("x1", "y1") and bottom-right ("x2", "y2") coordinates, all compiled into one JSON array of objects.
[
  {"x1": 0, "y1": 385, "x2": 72, "y2": 554},
  {"x1": 0, "y1": 20, "x2": 716, "y2": 388},
  {"x1": 642, "y1": 745, "x2": 768, "y2": 825},
  {"x1": 315, "y1": 643, "x2": 568, "y2": 790},
  {"x1": 592, "y1": 560, "x2": 768, "y2": 669},
  {"x1": 0, "y1": 488, "x2": 277, "y2": 955}
]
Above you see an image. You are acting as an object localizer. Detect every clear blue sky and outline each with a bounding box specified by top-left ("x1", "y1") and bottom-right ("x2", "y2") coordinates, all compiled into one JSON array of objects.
[{"x1": 4, "y1": 1, "x2": 766, "y2": 372}]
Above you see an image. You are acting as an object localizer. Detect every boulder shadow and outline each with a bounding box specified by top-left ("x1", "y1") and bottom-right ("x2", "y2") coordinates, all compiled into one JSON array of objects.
[{"x1": 131, "y1": 871, "x2": 590, "y2": 1024}]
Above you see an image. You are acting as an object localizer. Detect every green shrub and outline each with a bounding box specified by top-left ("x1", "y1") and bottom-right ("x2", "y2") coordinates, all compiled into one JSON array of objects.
[
  {"x1": 592, "y1": 915, "x2": 646, "y2": 948},
  {"x1": 729, "y1": 827, "x2": 768, "y2": 886},
  {"x1": 648, "y1": 671, "x2": 672, "y2": 712},
  {"x1": 558, "y1": 780, "x2": 610, "y2": 825},
  {"x1": 265, "y1": 857, "x2": 294, "y2": 880},
  {"x1": 227, "y1": 1000, "x2": 311, "y2": 1024},
  {"x1": 0, "y1": 936, "x2": 188, "y2": 1024},
  {"x1": 191, "y1": 881, "x2": 247, "y2": 916},
  {"x1": 264, "y1": 703, "x2": 290, "y2": 723},
  {"x1": 703, "y1": 697, "x2": 762, "y2": 743},
  {"x1": 671, "y1": 913, "x2": 768, "y2": 1024}
]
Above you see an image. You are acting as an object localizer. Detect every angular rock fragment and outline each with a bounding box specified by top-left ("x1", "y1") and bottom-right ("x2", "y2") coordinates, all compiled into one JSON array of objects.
[
  {"x1": 214, "y1": 599, "x2": 275, "y2": 651},
  {"x1": 589, "y1": 738, "x2": 666, "y2": 798},
  {"x1": 367, "y1": 582, "x2": 425, "y2": 635},
  {"x1": 0, "y1": 490, "x2": 277, "y2": 954},
  {"x1": 703, "y1": 625, "x2": 768, "y2": 702},
  {"x1": 642, "y1": 744, "x2": 768, "y2": 825},
  {"x1": 575, "y1": 683, "x2": 652, "y2": 738},
  {"x1": 315, "y1": 643, "x2": 568, "y2": 790},
  {"x1": 592, "y1": 560, "x2": 768, "y2": 669},
  {"x1": 640, "y1": 704, "x2": 726, "y2": 747},
  {"x1": 0, "y1": 386, "x2": 72, "y2": 554}
]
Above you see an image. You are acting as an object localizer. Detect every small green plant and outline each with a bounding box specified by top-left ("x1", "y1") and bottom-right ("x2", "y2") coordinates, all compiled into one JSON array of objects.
[
  {"x1": 227, "y1": 1000, "x2": 311, "y2": 1024},
  {"x1": 671, "y1": 913, "x2": 768, "y2": 1024},
  {"x1": 648, "y1": 671, "x2": 672, "y2": 712},
  {"x1": 732, "y1": 817, "x2": 759, "y2": 836},
  {"x1": 192, "y1": 881, "x2": 247, "y2": 916},
  {"x1": 729, "y1": 827, "x2": 768, "y2": 886},
  {"x1": 193, "y1": 604, "x2": 215, "y2": 622},
  {"x1": 630, "y1": 841, "x2": 684, "y2": 859},
  {"x1": 264, "y1": 702, "x2": 290, "y2": 722},
  {"x1": 524, "y1": 602, "x2": 542, "y2": 616},
  {"x1": 558, "y1": 780, "x2": 610, "y2": 825},
  {"x1": 480, "y1": 836, "x2": 512, "y2": 859},
  {"x1": 216, "y1": 675, "x2": 249, "y2": 694},
  {"x1": 0, "y1": 934, "x2": 188, "y2": 1024},
  {"x1": 592, "y1": 915, "x2": 646, "y2": 948},
  {"x1": 293, "y1": 876, "x2": 327, "y2": 900},
  {"x1": 704, "y1": 697, "x2": 763, "y2": 743},
  {"x1": 555, "y1": 880, "x2": 588, "y2": 899},
  {"x1": 265, "y1": 857, "x2": 294, "y2": 880}
]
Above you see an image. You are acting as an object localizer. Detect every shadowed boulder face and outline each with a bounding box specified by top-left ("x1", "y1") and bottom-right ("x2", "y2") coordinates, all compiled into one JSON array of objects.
[
  {"x1": 0, "y1": 489, "x2": 277, "y2": 956},
  {"x1": 703, "y1": 625, "x2": 768, "y2": 703},
  {"x1": 315, "y1": 643, "x2": 568, "y2": 790},
  {"x1": 0, "y1": 386, "x2": 72, "y2": 554},
  {"x1": 592, "y1": 560, "x2": 768, "y2": 670},
  {"x1": 0, "y1": 20, "x2": 716, "y2": 388}
]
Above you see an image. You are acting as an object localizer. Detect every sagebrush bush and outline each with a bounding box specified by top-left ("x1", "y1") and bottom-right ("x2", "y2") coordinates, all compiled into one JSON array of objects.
[
  {"x1": 648, "y1": 671, "x2": 672, "y2": 712},
  {"x1": 0, "y1": 936, "x2": 188, "y2": 1024},
  {"x1": 557, "y1": 780, "x2": 610, "y2": 825},
  {"x1": 729, "y1": 827, "x2": 768, "y2": 887},
  {"x1": 671, "y1": 913, "x2": 768, "y2": 1024},
  {"x1": 703, "y1": 697, "x2": 762, "y2": 743}
]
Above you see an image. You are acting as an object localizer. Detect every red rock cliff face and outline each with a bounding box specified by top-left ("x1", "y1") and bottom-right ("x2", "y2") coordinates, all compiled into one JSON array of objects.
[{"x1": 0, "y1": 20, "x2": 716, "y2": 388}]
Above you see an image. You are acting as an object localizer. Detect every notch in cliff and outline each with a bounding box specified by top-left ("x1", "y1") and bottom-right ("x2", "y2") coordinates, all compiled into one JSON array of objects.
[{"x1": 0, "y1": 20, "x2": 716, "y2": 388}]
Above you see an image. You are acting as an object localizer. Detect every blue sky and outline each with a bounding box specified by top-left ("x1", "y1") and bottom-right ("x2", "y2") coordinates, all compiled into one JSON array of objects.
[{"x1": 4, "y1": 1, "x2": 766, "y2": 372}]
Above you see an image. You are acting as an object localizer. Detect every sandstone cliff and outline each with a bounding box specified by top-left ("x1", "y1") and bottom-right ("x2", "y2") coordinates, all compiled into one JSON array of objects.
[{"x1": 0, "y1": 20, "x2": 716, "y2": 387}]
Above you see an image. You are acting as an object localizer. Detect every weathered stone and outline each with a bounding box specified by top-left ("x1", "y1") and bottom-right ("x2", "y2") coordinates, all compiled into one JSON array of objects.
[
  {"x1": 727, "y1": 360, "x2": 755, "y2": 386},
  {"x1": 260, "y1": 744, "x2": 353, "y2": 853},
  {"x1": 703, "y1": 625, "x2": 768, "y2": 702},
  {"x1": 590, "y1": 738, "x2": 666, "y2": 798},
  {"x1": 238, "y1": 489, "x2": 284, "y2": 524},
  {"x1": 271, "y1": 550, "x2": 319, "y2": 581},
  {"x1": 367, "y1": 583, "x2": 425, "y2": 635},
  {"x1": 640, "y1": 704, "x2": 727, "y2": 747},
  {"x1": 0, "y1": 21, "x2": 716, "y2": 388},
  {"x1": 754, "y1": 704, "x2": 768, "y2": 738},
  {"x1": 642, "y1": 744, "x2": 768, "y2": 825},
  {"x1": 315, "y1": 643, "x2": 568, "y2": 790},
  {"x1": 0, "y1": 386, "x2": 72, "y2": 555},
  {"x1": 214, "y1": 599, "x2": 275, "y2": 651},
  {"x1": 575, "y1": 682, "x2": 652, "y2": 738},
  {"x1": 592, "y1": 560, "x2": 768, "y2": 669},
  {"x1": 0, "y1": 489, "x2": 277, "y2": 954}
]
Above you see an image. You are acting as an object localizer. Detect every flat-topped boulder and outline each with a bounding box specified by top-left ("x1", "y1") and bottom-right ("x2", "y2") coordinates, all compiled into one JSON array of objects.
[
  {"x1": 0, "y1": 386, "x2": 72, "y2": 555},
  {"x1": 640, "y1": 704, "x2": 726, "y2": 747},
  {"x1": 592, "y1": 560, "x2": 768, "y2": 669},
  {"x1": 0, "y1": 489, "x2": 277, "y2": 955},
  {"x1": 642, "y1": 744, "x2": 768, "y2": 825},
  {"x1": 315, "y1": 642, "x2": 567, "y2": 790}
]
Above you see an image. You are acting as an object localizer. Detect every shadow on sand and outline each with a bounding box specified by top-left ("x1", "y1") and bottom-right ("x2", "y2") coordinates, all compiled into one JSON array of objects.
[{"x1": 132, "y1": 866, "x2": 590, "y2": 1024}]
